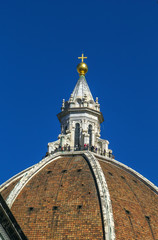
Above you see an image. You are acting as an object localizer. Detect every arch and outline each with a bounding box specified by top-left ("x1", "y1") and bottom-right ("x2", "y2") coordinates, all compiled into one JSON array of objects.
[
  {"x1": 88, "y1": 124, "x2": 92, "y2": 147},
  {"x1": 76, "y1": 98, "x2": 82, "y2": 107},
  {"x1": 64, "y1": 126, "x2": 67, "y2": 134},
  {"x1": 74, "y1": 123, "x2": 80, "y2": 148},
  {"x1": 88, "y1": 100, "x2": 94, "y2": 108}
]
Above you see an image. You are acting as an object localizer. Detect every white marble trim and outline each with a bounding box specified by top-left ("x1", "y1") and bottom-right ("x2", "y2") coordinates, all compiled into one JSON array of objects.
[
  {"x1": 6, "y1": 153, "x2": 62, "y2": 208},
  {"x1": 94, "y1": 153, "x2": 158, "y2": 194},
  {"x1": 0, "y1": 165, "x2": 34, "y2": 192},
  {"x1": 84, "y1": 151, "x2": 115, "y2": 240}
]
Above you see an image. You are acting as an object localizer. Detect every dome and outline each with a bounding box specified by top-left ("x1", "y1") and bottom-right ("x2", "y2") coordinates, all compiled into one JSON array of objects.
[
  {"x1": 0, "y1": 57, "x2": 158, "y2": 239},
  {"x1": 1, "y1": 152, "x2": 158, "y2": 240}
]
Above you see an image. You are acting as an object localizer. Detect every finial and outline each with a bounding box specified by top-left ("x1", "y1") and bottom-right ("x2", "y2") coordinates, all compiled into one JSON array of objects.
[
  {"x1": 77, "y1": 53, "x2": 88, "y2": 76},
  {"x1": 61, "y1": 99, "x2": 65, "y2": 111},
  {"x1": 62, "y1": 99, "x2": 65, "y2": 106},
  {"x1": 69, "y1": 94, "x2": 73, "y2": 102}
]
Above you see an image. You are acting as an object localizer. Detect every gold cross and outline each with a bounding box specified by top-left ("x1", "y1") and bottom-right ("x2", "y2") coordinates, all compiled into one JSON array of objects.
[{"x1": 78, "y1": 53, "x2": 87, "y2": 62}]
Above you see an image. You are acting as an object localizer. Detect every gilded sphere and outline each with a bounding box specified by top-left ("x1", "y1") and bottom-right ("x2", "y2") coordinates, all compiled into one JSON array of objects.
[{"x1": 77, "y1": 62, "x2": 88, "y2": 76}]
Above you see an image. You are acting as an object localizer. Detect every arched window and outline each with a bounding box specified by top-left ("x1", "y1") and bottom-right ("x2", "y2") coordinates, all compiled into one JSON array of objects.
[
  {"x1": 88, "y1": 125, "x2": 92, "y2": 147},
  {"x1": 64, "y1": 126, "x2": 67, "y2": 134},
  {"x1": 76, "y1": 98, "x2": 81, "y2": 107},
  {"x1": 74, "y1": 123, "x2": 80, "y2": 147}
]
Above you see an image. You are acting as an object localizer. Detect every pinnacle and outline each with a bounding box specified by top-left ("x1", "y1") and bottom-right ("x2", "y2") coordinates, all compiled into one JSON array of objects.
[{"x1": 70, "y1": 75, "x2": 94, "y2": 102}]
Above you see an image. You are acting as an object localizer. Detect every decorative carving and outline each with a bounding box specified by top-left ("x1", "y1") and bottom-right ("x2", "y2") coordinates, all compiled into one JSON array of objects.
[{"x1": 49, "y1": 69, "x2": 111, "y2": 155}]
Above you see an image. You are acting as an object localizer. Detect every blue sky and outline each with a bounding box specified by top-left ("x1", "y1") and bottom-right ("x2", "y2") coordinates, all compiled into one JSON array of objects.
[{"x1": 0, "y1": 0, "x2": 158, "y2": 186}]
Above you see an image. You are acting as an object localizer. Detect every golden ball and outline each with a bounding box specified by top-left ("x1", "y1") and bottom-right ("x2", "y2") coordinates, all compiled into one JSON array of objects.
[{"x1": 77, "y1": 62, "x2": 88, "y2": 76}]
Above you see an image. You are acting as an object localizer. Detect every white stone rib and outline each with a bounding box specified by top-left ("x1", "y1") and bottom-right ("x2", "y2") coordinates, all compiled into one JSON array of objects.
[
  {"x1": 0, "y1": 165, "x2": 35, "y2": 191},
  {"x1": 94, "y1": 153, "x2": 158, "y2": 194},
  {"x1": 84, "y1": 151, "x2": 115, "y2": 240},
  {"x1": 6, "y1": 152, "x2": 62, "y2": 208}
]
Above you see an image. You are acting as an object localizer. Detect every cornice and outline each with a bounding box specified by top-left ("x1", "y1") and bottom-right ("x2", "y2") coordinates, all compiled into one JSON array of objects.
[{"x1": 57, "y1": 107, "x2": 104, "y2": 123}]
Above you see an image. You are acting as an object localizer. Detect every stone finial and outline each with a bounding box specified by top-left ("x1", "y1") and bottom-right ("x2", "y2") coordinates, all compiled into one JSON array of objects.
[
  {"x1": 69, "y1": 94, "x2": 73, "y2": 102},
  {"x1": 61, "y1": 99, "x2": 65, "y2": 111},
  {"x1": 95, "y1": 97, "x2": 100, "y2": 111}
]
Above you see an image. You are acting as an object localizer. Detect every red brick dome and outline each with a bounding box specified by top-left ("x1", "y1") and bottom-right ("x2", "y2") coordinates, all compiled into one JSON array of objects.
[{"x1": 1, "y1": 152, "x2": 158, "y2": 240}]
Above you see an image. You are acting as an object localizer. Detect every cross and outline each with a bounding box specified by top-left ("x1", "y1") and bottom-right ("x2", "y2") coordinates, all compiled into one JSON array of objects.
[{"x1": 78, "y1": 53, "x2": 87, "y2": 62}]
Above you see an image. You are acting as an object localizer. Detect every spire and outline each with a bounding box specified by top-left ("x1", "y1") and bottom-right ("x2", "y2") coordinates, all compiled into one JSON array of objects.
[
  {"x1": 70, "y1": 54, "x2": 94, "y2": 102},
  {"x1": 70, "y1": 75, "x2": 94, "y2": 102}
]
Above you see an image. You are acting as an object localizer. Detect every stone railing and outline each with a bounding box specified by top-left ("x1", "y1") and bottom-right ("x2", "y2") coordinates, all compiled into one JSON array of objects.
[{"x1": 46, "y1": 146, "x2": 114, "y2": 159}]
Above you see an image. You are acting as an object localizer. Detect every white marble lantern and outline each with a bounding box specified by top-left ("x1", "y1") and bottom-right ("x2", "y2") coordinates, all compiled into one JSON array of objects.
[{"x1": 48, "y1": 56, "x2": 112, "y2": 156}]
